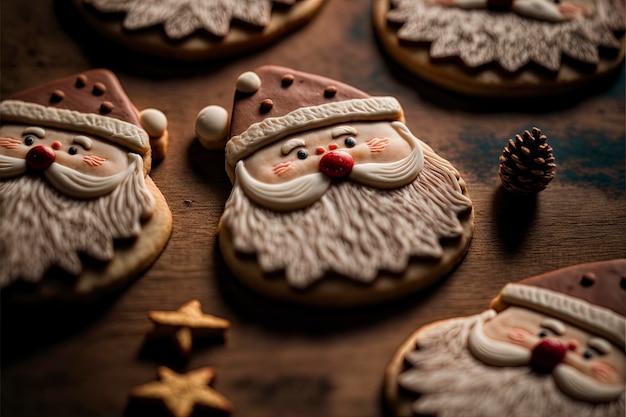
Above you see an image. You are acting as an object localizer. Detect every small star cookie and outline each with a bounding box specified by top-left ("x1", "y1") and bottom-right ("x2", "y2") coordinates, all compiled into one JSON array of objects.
[
  {"x1": 146, "y1": 300, "x2": 230, "y2": 356},
  {"x1": 129, "y1": 366, "x2": 233, "y2": 417}
]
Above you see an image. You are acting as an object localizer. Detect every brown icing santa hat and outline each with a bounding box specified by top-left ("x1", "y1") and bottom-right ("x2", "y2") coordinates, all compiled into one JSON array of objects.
[
  {"x1": 0, "y1": 69, "x2": 167, "y2": 170},
  {"x1": 490, "y1": 259, "x2": 626, "y2": 349},
  {"x1": 196, "y1": 65, "x2": 405, "y2": 180}
]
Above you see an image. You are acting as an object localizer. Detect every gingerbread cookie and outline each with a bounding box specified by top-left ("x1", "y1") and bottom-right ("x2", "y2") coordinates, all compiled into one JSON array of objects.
[
  {"x1": 384, "y1": 259, "x2": 626, "y2": 417},
  {"x1": 0, "y1": 69, "x2": 172, "y2": 304},
  {"x1": 196, "y1": 65, "x2": 474, "y2": 307},
  {"x1": 73, "y1": 0, "x2": 325, "y2": 61},
  {"x1": 146, "y1": 299, "x2": 230, "y2": 357},
  {"x1": 128, "y1": 366, "x2": 233, "y2": 417},
  {"x1": 373, "y1": 0, "x2": 626, "y2": 97}
]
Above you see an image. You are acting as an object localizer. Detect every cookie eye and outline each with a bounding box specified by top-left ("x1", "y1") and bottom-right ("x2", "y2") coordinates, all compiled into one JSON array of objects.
[
  {"x1": 23, "y1": 135, "x2": 35, "y2": 146},
  {"x1": 297, "y1": 149, "x2": 307, "y2": 160},
  {"x1": 539, "y1": 330, "x2": 550, "y2": 338},
  {"x1": 344, "y1": 137, "x2": 356, "y2": 148},
  {"x1": 68, "y1": 146, "x2": 78, "y2": 155},
  {"x1": 583, "y1": 350, "x2": 593, "y2": 360}
]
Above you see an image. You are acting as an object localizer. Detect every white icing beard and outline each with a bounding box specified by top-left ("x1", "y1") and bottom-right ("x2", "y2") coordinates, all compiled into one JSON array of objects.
[
  {"x1": 236, "y1": 121, "x2": 424, "y2": 211},
  {"x1": 468, "y1": 309, "x2": 626, "y2": 403},
  {"x1": 0, "y1": 153, "x2": 141, "y2": 199}
]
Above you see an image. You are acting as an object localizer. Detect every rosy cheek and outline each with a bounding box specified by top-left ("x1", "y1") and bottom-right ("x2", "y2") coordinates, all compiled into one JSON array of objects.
[
  {"x1": 366, "y1": 137, "x2": 390, "y2": 153},
  {"x1": 591, "y1": 362, "x2": 619, "y2": 384},
  {"x1": 272, "y1": 161, "x2": 293, "y2": 177},
  {"x1": 0, "y1": 137, "x2": 21, "y2": 150},
  {"x1": 83, "y1": 155, "x2": 107, "y2": 167},
  {"x1": 507, "y1": 328, "x2": 530, "y2": 343}
]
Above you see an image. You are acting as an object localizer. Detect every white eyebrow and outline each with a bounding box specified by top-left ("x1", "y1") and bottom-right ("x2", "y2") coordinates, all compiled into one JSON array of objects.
[
  {"x1": 588, "y1": 338, "x2": 611, "y2": 354},
  {"x1": 281, "y1": 138, "x2": 306, "y2": 155},
  {"x1": 23, "y1": 127, "x2": 46, "y2": 138},
  {"x1": 540, "y1": 318, "x2": 566, "y2": 335},
  {"x1": 73, "y1": 135, "x2": 93, "y2": 150},
  {"x1": 330, "y1": 126, "x2": 358, "y2": 138}
]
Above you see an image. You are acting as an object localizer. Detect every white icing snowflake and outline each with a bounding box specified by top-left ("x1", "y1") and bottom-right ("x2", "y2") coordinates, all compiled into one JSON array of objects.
[
  {"x1": 387, "y1": 0, "x2": 625, "y2": 72},
  {"x1": 85, "y1": 0, "x2": 297, "y2": 39}
]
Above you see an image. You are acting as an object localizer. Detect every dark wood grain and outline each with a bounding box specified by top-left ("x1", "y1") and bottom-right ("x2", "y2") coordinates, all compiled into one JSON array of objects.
[{"x1": 1, "y1": 1, "x2": 625, "y2": 417}]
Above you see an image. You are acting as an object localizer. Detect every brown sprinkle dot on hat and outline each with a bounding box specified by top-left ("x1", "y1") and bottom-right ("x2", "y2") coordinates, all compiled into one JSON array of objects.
[
  {"x1": 100, "y1": 101, "x2": 114, "y2": 114},
  {"x1": 580, "y1": 272, "x2": 596, "y2": 287},
  {"x1": 324, "y1": 85, "x2": 337, "y2": 98},
  {"x1": 281, "y1": 74, "x2": 295, "y2": 87},
  {"x1": 92, "y1": 82, "x2": 107, "y2": 96},
  {"x1": 260, "y1": 99, "x2": 273, "y2": 114},
  {"x1": 50, "y1": 90, "x2": 65, "y2": 103},
  {"x1": 75, "y1": 74, "x2": 87, "y2": 88}
]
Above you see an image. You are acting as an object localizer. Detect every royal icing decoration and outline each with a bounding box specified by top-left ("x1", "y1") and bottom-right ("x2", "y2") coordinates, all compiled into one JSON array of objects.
[
  {"x1": 201, "y1": 66, "x2": 473, "y2": 293},
  {"x1": 84, "y1": 0, "x2": 301, "y2": 39},
  {"x1": 397, "y1": 260, "x2": 626, "y2": 416},
  {"x1": 387, "y1": 0, "x2": 625, "y2": 72},
  {"x1": 0, "y1": 70, "x2": 165, "y2": 288}
]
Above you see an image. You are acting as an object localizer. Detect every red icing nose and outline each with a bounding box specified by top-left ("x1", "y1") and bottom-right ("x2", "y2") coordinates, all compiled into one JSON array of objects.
[
  {"x1": 319, "y1": 150, "x2": 354, "y2": 179},
  {"x1": 531, "y1": 339, "x2": 567, "y2": 373},
  {"x1": 26, "y1": 145, "x2": 56, "y2": 171}
]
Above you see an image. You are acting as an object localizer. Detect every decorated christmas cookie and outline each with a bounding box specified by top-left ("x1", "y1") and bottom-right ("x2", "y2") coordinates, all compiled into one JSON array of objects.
[
  {"x1": 384, "y1": 259, "x2": 626, "y2": 417},
  {"x1": 372, "y1": 0, "x2": 626, "y2": 97},
  {"x1": 73, "y1": 0, "x2": 325, "y2": 61},
  {"x1": 196, "y1": 65, "x2": 474, "y2": 307},
  {"x1": 0, "y1": 69, "x2": 172, "y2": 303}
]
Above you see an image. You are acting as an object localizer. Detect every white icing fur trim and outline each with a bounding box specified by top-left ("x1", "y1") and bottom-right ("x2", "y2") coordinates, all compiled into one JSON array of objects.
[
  {"x1": 501, "y1": 284, "x2": 626, "y2": 349},
  {"x1": 226, "y1": 96, "x2": 404, "y2": 180},
  {"x1": 0, "y1": 100, "x2": 149, "y2": 155}
]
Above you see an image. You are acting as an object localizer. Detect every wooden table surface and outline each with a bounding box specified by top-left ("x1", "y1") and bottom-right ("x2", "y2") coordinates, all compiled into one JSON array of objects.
[{"x1": 2, "y1": 1, "x2": 625, "y2": 417}]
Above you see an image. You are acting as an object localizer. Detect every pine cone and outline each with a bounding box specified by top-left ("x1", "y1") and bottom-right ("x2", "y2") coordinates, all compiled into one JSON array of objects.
[{"x1": 499, "y1": 127, "x2": 556, "y2": 194}]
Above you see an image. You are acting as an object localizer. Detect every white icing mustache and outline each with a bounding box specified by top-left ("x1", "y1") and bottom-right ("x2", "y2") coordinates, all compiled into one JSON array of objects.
[
  {"x1": 553, "y1": 363, "x2": 625, "y2": 403},
  {"x1": 468, "y1": 309, "x2": 532, "y2": 366},
  {"x1": 0, "y1": 153, "x2": 140, "y2": 199},
  {"x1": 468, "y1": 309, "x2": 625, "y2": 403},
  {"x1": 236, "y1": 121, "x2": 424, "y2": 211}
]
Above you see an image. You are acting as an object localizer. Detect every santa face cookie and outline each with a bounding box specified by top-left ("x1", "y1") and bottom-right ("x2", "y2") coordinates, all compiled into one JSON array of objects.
[
  {"x1": 372, "y1": 0, "x2": 626, "y2": 97},
  {"x1": 197, "y1": 65, "x2": 474, "y2": 307},
  {"x1": 384, "y1": 259, "x2": 626, "y2": 417},
  {"x1": 0, "y1": 69, "x2": 172, "y2": 303},
  {"x1": 73, "y1": 0, "x2": 325, "y2": 61}
]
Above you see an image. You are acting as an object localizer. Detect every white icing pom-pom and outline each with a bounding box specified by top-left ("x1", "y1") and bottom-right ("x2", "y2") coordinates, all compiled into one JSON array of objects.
[
  {"x1": 236, "y1": 71, "x2": 261, "y2": 94},
  {"x1": 196, "y1": 105, "x2": 230, "y2": 150},
  {"x1": 140, "y1": 108, "x2": 168, "y2": 138}
]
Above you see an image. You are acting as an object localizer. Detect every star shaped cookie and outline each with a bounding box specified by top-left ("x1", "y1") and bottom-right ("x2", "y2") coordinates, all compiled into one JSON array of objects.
[
  {"x1": 129, "y1": 366, "x2": 232, "y2": 417},
  {"x1": 146, "y1": 300, "x2": 230, "y2": 356}
]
